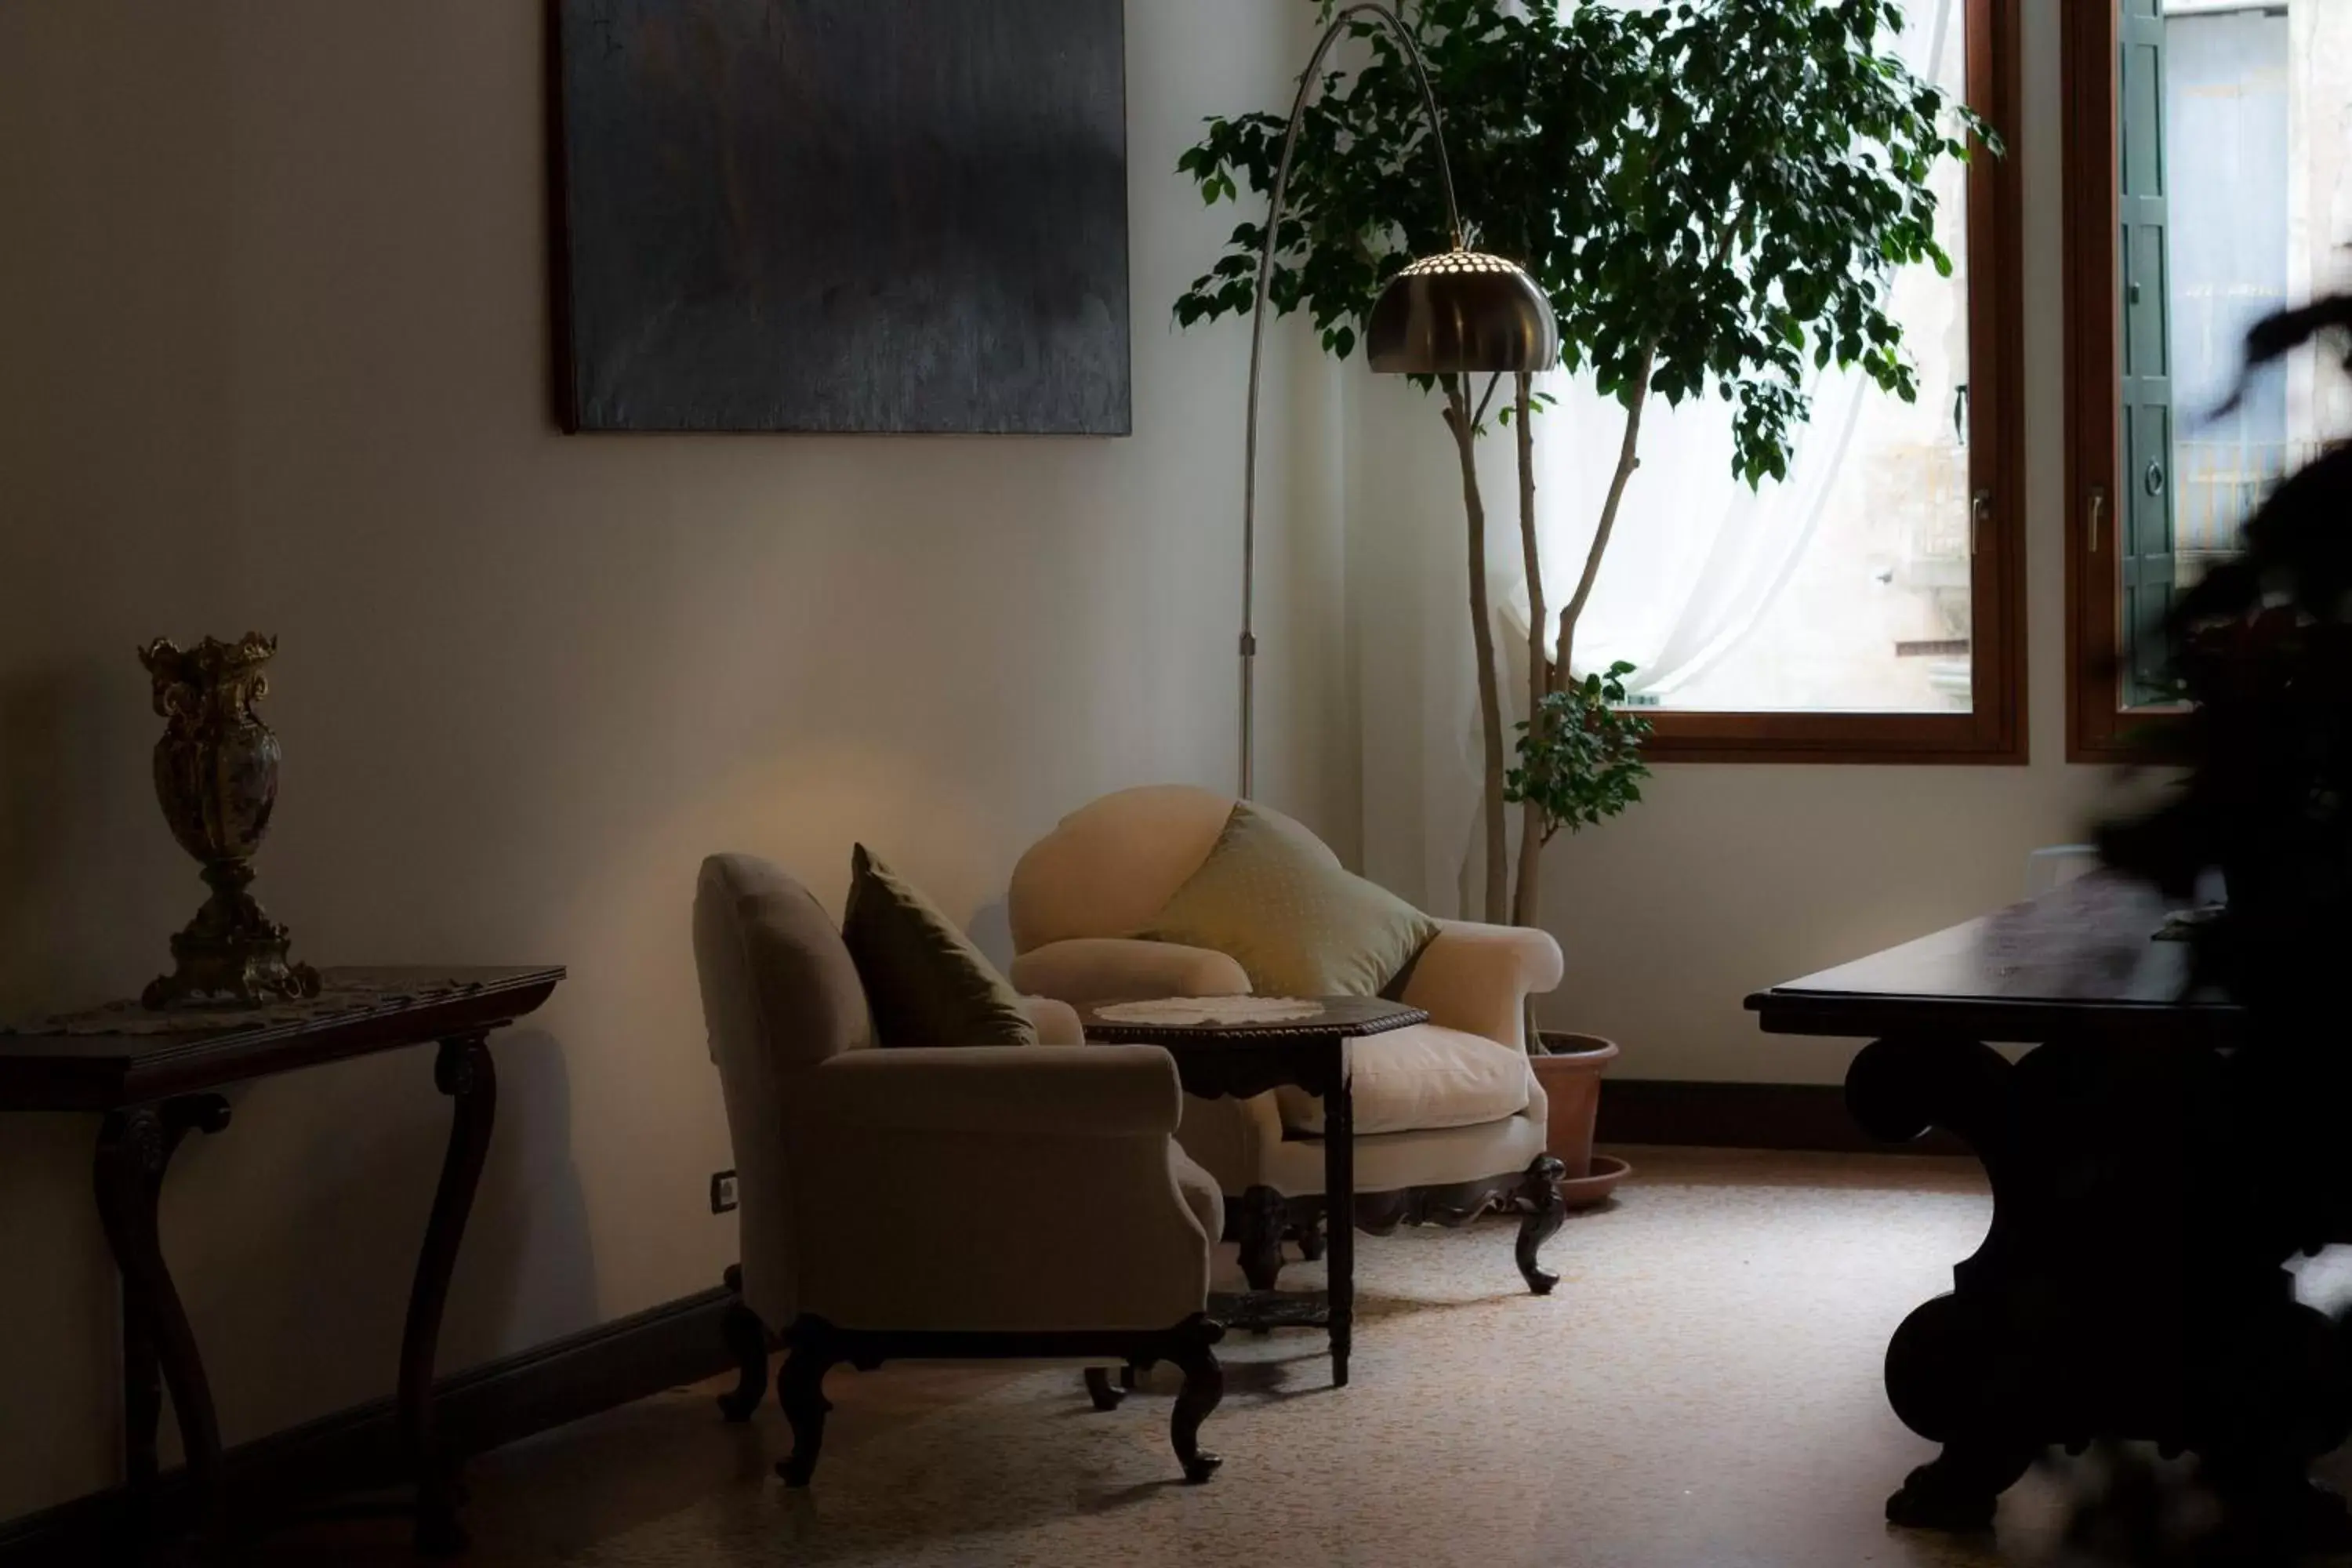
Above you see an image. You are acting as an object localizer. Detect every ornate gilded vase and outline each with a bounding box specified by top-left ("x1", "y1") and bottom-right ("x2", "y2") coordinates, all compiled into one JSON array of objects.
[{"x1": 139, "y1": 633, "x2": 318, "y2": 1008}]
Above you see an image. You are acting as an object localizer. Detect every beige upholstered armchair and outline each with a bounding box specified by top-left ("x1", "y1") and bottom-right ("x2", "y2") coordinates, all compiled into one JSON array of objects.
[
  {"x1": 693, "y1": 853, "x2": 1229, "y2": 1485},
  {"x1": 1007, "y1": 786, "x2": 1571, "y2": 1296}
]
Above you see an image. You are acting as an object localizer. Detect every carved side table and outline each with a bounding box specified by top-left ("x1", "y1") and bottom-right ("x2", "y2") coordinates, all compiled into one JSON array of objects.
[
  {"x1": 0, "y1": 966, "x2": 563, "y2": 1564},
  {"x1": 1076, "y1": 996, "x2": 1427, "y2": 1388}
]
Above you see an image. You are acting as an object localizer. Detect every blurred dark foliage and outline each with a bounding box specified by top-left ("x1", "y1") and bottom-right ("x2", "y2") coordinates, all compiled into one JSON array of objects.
[
  {"x1": 2047, "y1": 1443, "x2": 2221, "y2": 1567},
  {"x1": 2072, "y1": 296, "x2": 2352, "y2": 1565},
  {"x1": 2100, "y1": 295, "x2": 2352, "y2": 1019}
]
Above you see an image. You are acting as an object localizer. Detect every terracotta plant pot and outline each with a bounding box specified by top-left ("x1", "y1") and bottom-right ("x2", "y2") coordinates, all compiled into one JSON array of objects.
[{"x1": 1530, "y1": 1032, "x2": 1619, "y2": 1181}]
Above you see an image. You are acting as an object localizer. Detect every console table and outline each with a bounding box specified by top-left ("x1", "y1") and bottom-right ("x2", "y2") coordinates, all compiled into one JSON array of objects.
[{"x1": 0, "y1": 965, "x2": 564, "y2": 1564}]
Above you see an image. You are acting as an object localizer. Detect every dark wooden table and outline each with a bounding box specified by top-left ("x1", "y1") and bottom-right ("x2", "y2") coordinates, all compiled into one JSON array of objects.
[
  {"x1": 1076, "y1": 996, "x2": 1427, "y2": 1388},
  {"x1": 0, "y1": 965, "x2": 563, "y2": 1564},
  {"x1": 1747, "y1": 877, "x2": 2352, "y2": 1540}
]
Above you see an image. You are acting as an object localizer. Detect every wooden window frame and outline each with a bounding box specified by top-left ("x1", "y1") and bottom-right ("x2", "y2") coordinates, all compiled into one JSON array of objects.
[
  {"x1": 2063, "y1": 0, "x2": 2190, "y2": 763},
  {"x1": 1645, "y1": 0, "x2": 2027, "y2": 766}
]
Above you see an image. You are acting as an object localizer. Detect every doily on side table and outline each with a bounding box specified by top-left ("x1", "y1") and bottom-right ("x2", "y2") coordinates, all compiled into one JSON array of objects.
[{"x1": 1093, "y1": 996, "x2": 1326, "y2": 1027}]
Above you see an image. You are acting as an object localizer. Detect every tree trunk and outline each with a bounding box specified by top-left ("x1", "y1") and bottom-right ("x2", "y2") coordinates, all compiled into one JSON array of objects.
[
  {"x1": 1510, "y1": 372, "x2": 1547, "y2": 930},
  {"x1": 1442, "y1": 378, "x2": 1510, "y2": 925},
  {"x1": 1554, "y1": 345, "x2": 1660, "y2": 686}
]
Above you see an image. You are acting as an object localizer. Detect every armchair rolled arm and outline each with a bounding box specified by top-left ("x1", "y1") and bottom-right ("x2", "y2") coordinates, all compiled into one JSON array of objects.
[
  {"x1": 808, "y1": 1045, "x2": 1181, "y2": 1138},
  {"x1": 1400, "y1": 920, "x2": 1564, "y2": 1051},
  {"x1": 1010, "y1": 937, "x2": 1250, "y2": 1004}
]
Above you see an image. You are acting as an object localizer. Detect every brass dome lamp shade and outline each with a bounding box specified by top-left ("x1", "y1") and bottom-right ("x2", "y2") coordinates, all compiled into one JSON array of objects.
[
  {"x1": 1365, "y1": 247, "x2": 1562, "y2": 375},
  {"x1": 1236, "y1": 2, "x2": 1559, "y2": 797}
]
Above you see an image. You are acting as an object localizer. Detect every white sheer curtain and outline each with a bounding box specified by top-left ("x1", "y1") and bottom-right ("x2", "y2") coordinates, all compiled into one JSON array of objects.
[
  {"x1": 1504, "y1": 0, "x2": 1956, "y2": 700},
  {"x1": 1510, "y1": 372, "x2": 1868, "y2": 699}
]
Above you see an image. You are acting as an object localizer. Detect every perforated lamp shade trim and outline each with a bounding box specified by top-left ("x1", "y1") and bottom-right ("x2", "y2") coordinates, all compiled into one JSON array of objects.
[{"x1": 1367, "y1": 249, "x2": 1562, "y2": 376}]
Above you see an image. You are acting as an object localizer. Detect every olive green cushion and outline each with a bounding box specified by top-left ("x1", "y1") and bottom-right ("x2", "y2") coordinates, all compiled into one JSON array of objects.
[
  {"x1": 841, "y1": 845, "x2": 1038, "y2": 1048},
  {"x1": 1137, "y1": 804, "x2": 1442, "y2": 997}
]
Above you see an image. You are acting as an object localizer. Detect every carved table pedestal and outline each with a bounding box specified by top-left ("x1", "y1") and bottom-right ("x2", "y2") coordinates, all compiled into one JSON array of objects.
[{"x1": 1751, "y1": 879, "x2": 2350, "y2": 1548}]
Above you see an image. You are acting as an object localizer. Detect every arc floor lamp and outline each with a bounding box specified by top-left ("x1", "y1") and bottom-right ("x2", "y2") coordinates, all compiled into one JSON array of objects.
[{"x1": 1235, "y1": 1, "x2": 1560, "y2": 799}]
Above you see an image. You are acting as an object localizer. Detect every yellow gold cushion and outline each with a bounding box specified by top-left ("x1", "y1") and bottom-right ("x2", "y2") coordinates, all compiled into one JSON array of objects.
[
  {"x1": 842, "y1": 845, "x2": 1039, "y2": 1048},
  {"x1": 1137, "y1": 804, "x2": 1441, "y2": 999}
]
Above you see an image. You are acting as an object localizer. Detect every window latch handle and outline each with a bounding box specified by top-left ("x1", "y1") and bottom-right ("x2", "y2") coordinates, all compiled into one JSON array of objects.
[
  {"x1": 2088, "y1": 486, "x2": 2109, "y2": 556},
  {"x1": 1972, "y1": 490, "x2": 1992, "y2": 556}
]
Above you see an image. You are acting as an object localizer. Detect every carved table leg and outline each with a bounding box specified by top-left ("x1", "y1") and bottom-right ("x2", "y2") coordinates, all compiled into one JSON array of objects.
[
  {"x1": 1234, "y1": 1185, "x2": 1288, "y2": 1294},
  {"x1": 1322, "y1": 1054, "x2": 1355, "y2": 1388},
  {"x1": 94, "y1": 1095, "x2": 232, "y2": 1564},
  {"x1": 399, "y1": 1033, "x2": 495, "y2": 1556},
  {"x1": 717, "y1": 1265, "x2": 768, "y2": 1423},
  {"x1": 122, "y1": 1297, "x2": 162, "y2": 1533},
  {"x1": 1294, "y1": 1208, "x2": 1326, "y2": 1261},
  {"x1": 1167, "y1": 1316, "x2": 1225, "y2": 1483},
  {"x1": 1846, "y1": 1035, "x2": 2046, "y2": 1531},
  {"x1": 1515, "y1": 1154, "x2": 1567, "y2": 1296}
]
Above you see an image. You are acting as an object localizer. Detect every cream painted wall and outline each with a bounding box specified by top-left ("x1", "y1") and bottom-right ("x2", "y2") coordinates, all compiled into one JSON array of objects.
[
  {"x1": 0, "y1": 0, "x2": 1345, "y2": 1521},
  {"x1": 1346, "y1": 0, "x2": 2127, "y2": 1084}
]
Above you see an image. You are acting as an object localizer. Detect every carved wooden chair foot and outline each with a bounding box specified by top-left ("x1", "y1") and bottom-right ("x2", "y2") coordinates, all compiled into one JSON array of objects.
[
  {"x1": 1083, "y1": 1367, "x2": 1127, "y2": 1410},
  {"x1": 1167, "y1": 1332, "x2": 1225, "y2": 1483},
  {"x1": 781, "y1": 1316, "x2": 1225, "y2": 1487},
  {"x1": 1514, "y1": 1155, "x2": 1569, "y2": 1296},
  {"x1": 717, "y1": 1268, "x2": 769, "y2": 1422},
  {"x1": 413, "y1": 1500, "x2": 470, "y2": 1559},
  {"x1": 775, "y1": 1338, "x2": 836, "y2": 1487}
]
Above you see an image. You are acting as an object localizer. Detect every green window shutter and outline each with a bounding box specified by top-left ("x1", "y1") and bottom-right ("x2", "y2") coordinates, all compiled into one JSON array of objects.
[{"x1": 2118, "y1": 0, "x2": 2176, "y2": 706}]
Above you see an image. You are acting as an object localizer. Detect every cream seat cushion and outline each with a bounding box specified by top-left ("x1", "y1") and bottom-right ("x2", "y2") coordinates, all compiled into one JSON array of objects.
[
  {"x1": 1171, "y1": 1147, "x2": 1225, "y2": 1243},
  {"x1": 1275, "y1": 1023, "x2": 1531, "y2": 1137}
]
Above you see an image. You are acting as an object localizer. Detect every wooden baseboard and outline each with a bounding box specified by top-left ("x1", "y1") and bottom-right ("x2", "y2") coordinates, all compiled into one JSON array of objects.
[
  {"x1": 0, "y1": 1283, "x2": 739, "y2": 1563},
  {"x1": 1595, "y1": 1078, "x2": 1970, "y2": 1158}
]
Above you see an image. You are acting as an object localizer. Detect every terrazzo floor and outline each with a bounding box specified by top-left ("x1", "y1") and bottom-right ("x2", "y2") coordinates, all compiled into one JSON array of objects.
[{"x1": 258, "y1": 1147, "x2": 2352, "y2": 1567}]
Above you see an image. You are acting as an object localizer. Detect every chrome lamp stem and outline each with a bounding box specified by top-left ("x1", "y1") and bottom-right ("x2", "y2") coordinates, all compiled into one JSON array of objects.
[{"x1": 1238, "y1": 2, "x2": 1462, "y2": 800}]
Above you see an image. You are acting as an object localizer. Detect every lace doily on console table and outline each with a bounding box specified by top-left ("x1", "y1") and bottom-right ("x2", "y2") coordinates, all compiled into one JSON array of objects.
[{"x1": 1092, "y1": 997, "x2": 1327, "y2": 1027}]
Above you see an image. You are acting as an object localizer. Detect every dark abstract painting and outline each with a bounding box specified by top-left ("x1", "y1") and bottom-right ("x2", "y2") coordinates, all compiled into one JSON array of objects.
[{"x1": 553, "y1": 0, "x2": 1130, "y2": 434}]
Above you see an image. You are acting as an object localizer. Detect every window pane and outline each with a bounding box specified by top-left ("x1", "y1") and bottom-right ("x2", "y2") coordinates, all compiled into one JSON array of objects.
[
  {"x1": 1536, "y1": 0, "x2": 1975, "y2": 715},
  {"x1": 2120, "y1": 0, "x2": 2352, "y2": 710},
  {"x1": 2169, "y1": 2, "x2": 2289, "y2": 592}
]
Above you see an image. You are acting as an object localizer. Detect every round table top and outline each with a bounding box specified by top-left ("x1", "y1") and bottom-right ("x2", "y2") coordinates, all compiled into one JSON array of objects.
[{"x1": 1076, "y1": 995, "x2": 1428, "y2": 1044}]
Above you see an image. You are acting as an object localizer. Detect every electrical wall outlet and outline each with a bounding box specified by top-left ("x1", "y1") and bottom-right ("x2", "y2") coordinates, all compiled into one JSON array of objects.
[{"x1": 709, "y1": 1170, "x2": 739, "y2": 1214}]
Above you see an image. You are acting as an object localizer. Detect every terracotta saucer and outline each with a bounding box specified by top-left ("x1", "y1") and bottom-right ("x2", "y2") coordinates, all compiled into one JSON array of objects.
[{"x1": 1560, "y1": 1152, "x2": 1631, "y2": 1210}]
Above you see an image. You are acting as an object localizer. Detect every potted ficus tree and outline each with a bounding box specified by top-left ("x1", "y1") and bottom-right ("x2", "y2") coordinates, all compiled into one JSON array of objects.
[
  {"x1": 1508, "y1": 659, "x2": 1649, "y2": 1181},
  {"x1": 1175, "y1": 0, "x2": 1992, "y2": 1106},
  {"x1": 1178, "y1": 0, "x2": 1991, "y2": 1182}
]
